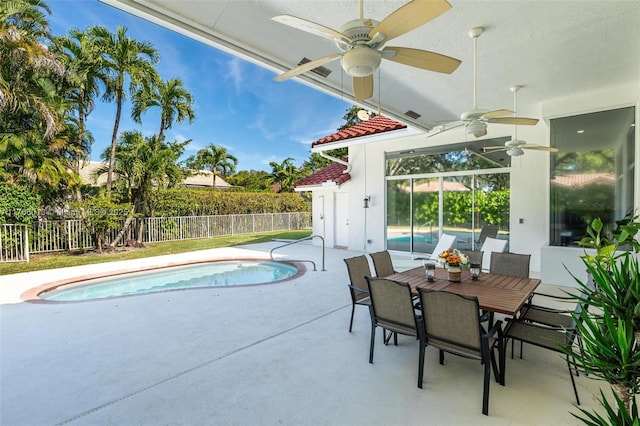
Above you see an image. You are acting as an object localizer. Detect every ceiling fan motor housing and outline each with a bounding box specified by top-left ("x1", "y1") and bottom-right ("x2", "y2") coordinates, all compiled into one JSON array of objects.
[
  {"x1": 337, "y1": 19, "x2": 382, "y2": 77},
  {"x1": 466, "y1": 120, "x2": 487, "y2": 137}
]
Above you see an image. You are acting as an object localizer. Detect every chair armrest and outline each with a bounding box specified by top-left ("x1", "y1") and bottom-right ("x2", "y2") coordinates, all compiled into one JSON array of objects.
[
  {"x1": 522, "y1": 303, "x2": 571, "y2": 315},
  {"x1": 348, "y1": 284, "x2": 369, "y2": 294},
  {"x1": 506, "y1": 317, "x2": 573, "y2": 333},
  {"x1": 531, "y1": 291, "x2": 574, "y2": 301}
]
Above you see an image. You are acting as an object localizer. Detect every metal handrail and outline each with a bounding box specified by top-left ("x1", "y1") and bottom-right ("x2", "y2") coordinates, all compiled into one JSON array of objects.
[{"x1": 270, "y1": 234, "x2": 325, "y2": 271}]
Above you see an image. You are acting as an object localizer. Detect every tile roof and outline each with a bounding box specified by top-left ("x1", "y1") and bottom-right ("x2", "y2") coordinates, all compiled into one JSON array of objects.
[
  {"x1": 551, "y1": 173, "x2": 615, "y2": 188},
  {"x1": 311, "y1": 115, "x2": 407, "y2": 148},
  {"x1": 293, "y1": 160, "x2": 350, "y2": 189}
]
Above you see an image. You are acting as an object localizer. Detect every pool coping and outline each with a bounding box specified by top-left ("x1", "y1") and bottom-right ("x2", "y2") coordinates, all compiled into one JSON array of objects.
[{"x1": 21, "y1": 257, "x2": 307, "y2": 304}]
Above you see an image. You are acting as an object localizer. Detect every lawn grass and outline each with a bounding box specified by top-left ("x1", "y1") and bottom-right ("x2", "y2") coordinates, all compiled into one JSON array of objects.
[{"x1": 0, "y1": 230, "x2": 312, "y2": 276}]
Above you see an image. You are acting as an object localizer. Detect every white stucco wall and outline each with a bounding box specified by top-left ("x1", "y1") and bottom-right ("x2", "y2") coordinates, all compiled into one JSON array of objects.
[{"x1": 312, "y1": 82, "x2": 639, "y2": 286}]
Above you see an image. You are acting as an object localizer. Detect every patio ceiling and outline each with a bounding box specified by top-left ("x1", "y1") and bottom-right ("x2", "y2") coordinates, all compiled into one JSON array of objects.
[{"x1": 101, "y1": 0, "x2": 640, "y2": 137}]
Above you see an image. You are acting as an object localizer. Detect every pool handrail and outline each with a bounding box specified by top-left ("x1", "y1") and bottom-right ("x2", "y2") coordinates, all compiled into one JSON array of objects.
[{"x1": 270, "y1": 235, "x2": 325, "y2": 271}]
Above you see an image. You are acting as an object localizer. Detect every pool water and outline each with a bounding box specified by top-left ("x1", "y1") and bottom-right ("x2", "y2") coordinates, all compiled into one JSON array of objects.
[{"x1": 39, "y1": 260, "x2": 299, "y2": 301}]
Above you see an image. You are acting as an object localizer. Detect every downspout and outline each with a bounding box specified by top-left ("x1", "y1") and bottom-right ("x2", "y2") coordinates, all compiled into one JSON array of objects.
[{"x1": 318, "y1": 151, "x2": 351, "y2": 174}]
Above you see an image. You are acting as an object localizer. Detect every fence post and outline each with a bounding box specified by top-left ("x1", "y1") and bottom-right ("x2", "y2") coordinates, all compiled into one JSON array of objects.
[{"x1": 24, "y1": 225, "x2": 30, "y2": 262}]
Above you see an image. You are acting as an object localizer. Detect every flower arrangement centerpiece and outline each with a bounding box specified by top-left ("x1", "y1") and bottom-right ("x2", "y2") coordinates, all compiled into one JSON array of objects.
[{"x1": 438, "y1": 248, "x2": 469, "y2": 282}]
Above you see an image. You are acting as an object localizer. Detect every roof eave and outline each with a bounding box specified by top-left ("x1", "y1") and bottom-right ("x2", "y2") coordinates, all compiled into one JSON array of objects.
[{"x1": 311, "y1": 126, "x2": 420, "y2": 152}]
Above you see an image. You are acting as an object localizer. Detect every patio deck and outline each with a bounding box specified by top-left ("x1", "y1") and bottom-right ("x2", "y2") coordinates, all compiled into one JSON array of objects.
[{"x1": 0, "y1": 241, "x2": 606, "y2": 425}]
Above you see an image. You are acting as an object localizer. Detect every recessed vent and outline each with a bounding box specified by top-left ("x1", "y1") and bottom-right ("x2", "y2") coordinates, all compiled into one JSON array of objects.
[
  {"x1": 404, "y1": 110, "x2": 421, "y2": 119},
  {"x1": 298, "y1": 57, "x2": 332, "y2": 78}
]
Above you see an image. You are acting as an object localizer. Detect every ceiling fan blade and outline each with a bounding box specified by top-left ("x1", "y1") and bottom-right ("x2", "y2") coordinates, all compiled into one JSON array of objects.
[
  {"x1": 480, "y1": 109, "x2": 513, "y2": 119},
  {"x1": 274, "y1": 53, "x2": 341, "y2": 82},
  {"x1": 353, "y1": 75, "x2": 373, "y2": 101},
  {"x1": 382, "y1": 47, "x2": 461, "y2": 74},
  {"x1": 482, "y1": 146, "x2": 507, "y2": 152},
  {"x1": 271, "y1": 15, "x2": 352, "y2": 45},
  {"x1": 488, "y1": 116, "x2": 539, "y2": 126},
  {"x1": 523, "y1": 145, "x2": 560, "y2": 152},
  {"x1": 369, "y1": 0, "x2": 452, "y2": 44}
]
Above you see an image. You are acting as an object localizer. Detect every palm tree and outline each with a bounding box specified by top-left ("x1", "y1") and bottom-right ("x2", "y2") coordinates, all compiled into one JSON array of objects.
[
  {"x1": 132, "y1": 77, "x2": 195, "y2": 139},
  {"x1": 0, "y1": 0, "x2": 73, "y2": 188},
  {"x1": 267, "y1": 157, "x2": 300, "y2": 193},
  {"x1": 186, "y1": 144, "x2": 238, "y2": 188},
  {"x1": 106, "y1": 131, "x2": 188, "y2": 245},
  {"x1": 56, "y1": 29, "x2": 106, "y2": 201},
  {"x1": 88, "y1": 25, "x2": 159, "y2": 193}
]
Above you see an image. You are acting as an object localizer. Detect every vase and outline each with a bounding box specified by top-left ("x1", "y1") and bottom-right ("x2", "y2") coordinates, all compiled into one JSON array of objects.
[{"x1": 447, "y1": 263, "x2": 462, "y2": 282}]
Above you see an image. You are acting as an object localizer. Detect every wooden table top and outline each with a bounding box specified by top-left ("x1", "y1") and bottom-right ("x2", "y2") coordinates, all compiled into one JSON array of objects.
[{"x1": 386, "y1": 267, "x2": 541, "y2": 316}]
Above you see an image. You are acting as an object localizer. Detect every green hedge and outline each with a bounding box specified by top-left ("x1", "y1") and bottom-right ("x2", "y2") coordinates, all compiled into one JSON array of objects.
[
  {"x1": 389, "y1": 190, "x2": 510, "y2": 227},
  {"x1": 151, "y1": 189, "x2": 310, "y2": 217}
]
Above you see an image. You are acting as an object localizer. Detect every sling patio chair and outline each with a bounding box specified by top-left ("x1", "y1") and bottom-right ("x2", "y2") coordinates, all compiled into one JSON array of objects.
[
  {"x1": 365, "y1": 276, "x2": 426, "y2": 388},
  {"x1": 480, "y1": 237, "x2": 508, "y2": 272},
  {"x1": 343, "y1": 255, "x2": 373, "y2": 332},
  {"x1": 502, "y1": 297, "x2": 587, "y2": 405},
  {"x1": 369, "y1": 250, "x2": 397, "y2": 277},
  {"x1": 460, "y1": 225, "x2": 500, "y2": 248},
  {"x1": 459, "y1": 249, "x2": 483, "y2": 266},
  {"x1": 413, "y1": 233, "x2": 457, "y2": 265},
  {"x1": 418, "y1": 288, "x2": 504, "y2": 416},
  {"x1": 489, "y1": 252, "x2": 531, "y2": 278},
  {"x1": 510, "y1": 273, "x2": 595, "y2": 382}
]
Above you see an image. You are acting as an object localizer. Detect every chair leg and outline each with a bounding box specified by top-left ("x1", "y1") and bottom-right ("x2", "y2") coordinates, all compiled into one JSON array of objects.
[
  {"x1": 349, "y1": 303, "x2": 356, "y2": 332},
  {"x1": 369, "y1": 323, "x2": 376, "y2": 364},
  {"x1": 482, "y1": 348, "x2": 491, "y2": 415},
  {"x1": 566, "y1": 355, "x2": 581, "y2": 405},
  {"x1": 418, "y1": 335, "x2": 425, "y2": 389},
  {"x1": 439, "y1": 349, "x2": 445, "y2": 365}
]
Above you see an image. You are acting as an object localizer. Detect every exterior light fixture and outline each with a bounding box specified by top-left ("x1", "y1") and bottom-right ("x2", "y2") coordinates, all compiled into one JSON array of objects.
[{"x1": 363, "y1": 196, "x2": 371, "y2": 208}]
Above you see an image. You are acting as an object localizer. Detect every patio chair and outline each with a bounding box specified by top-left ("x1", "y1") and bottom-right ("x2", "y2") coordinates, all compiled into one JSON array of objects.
[
  {"x1": 520, "y1": 272, "x2": 595, "y2": 327},
  {"x1": 503, "y1": 298, "x2": 587, "y2": 405},
  {"x1": 460, "y1": 225, "x2": 499, "y2": 248},
  {"x1": 489, "y1": 252, "x2": 531, "y2": 278},
  {"x1": 459, "y1": 249, "x2": 483, "y2": 266},
  {"x1": 480, "y1": 237, "x2": 508, "y2": 272},
  {"x1": 369, "y1": 250, "x2": 397, "y2": 277},
  {"x1": 344, "y1": 255, "x2": 373, "y2": 332},
  {"x1": 418, "y1": 288, "x2": 504, "y2": 416},
  {"x1": 413, "y1": 233, "x2": 457, "y2": 265},
  {"x1": 365, "y1": 277, "x2": 426, "y2": 388},
  {"x1": 511, "y1": 273, "x2": 595, "y2": 375}
]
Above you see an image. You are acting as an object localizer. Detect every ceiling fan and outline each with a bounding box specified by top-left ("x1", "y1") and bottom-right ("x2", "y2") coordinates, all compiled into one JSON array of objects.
[
  {"x1": 428, "y1": 26, "x2": 539, "y2": 138},
  {"x1": 271, "y1": 0, "x2": 461, "y2": 101},
  {"x1": 482, "y1": 86, "x2": 559, "y2": 156}
]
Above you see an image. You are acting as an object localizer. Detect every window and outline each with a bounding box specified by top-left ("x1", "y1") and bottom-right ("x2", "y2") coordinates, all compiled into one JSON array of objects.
[
  {"x1": 549, "y1": 106, "x2": 636, "y2": 246},
  {"x1": 386, "y1": 138, "x2": 511, "y2": 254}
]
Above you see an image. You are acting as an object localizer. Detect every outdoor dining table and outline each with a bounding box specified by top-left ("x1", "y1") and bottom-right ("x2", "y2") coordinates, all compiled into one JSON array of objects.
[{"x1": 386, "y1": 266, "x2": 541, "y2": 317}]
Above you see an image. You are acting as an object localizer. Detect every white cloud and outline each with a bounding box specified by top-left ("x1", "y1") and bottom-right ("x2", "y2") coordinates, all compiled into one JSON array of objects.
[{"x1": 223, "y1": 57, "x2": 244, "y2": 93}]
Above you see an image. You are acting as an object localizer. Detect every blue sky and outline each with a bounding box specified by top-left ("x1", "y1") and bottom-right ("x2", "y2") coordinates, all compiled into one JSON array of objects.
[{"x1": 48, "y1": 0, "x2": 351, "y2": 171}]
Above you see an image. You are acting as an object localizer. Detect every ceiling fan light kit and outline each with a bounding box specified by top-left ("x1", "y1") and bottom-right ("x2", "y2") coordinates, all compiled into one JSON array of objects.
[{"x1": 341, "y1": 47, "x2": 381, "y2": 77}]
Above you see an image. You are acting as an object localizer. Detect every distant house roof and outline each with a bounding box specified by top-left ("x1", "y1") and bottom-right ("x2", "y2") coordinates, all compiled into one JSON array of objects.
[
  {"x1": 78, "y1": 161, "x2": 109, "y2": 186},
  {"x1": 293, "y1": 160, "x2": 350, "y2": 190},
  {"x1": 551, "y1": 173, "x2": 615, "y2": 188},
  {"x1": 183, "y1": 170, "x2": 232, "y2": 188},
  {"x1": 406, "y1": 181, "x2": 470, "y2": 192},
  {"x1": 311, "y1": 115, "x2": 407, "y2": 148},
  {"x1": 78, "y1": 162, "x2": 232, "y2": 188}
]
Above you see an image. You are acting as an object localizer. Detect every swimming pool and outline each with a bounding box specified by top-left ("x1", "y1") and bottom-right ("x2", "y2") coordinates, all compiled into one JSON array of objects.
[{"x1": 37, "y1": 260, "x2": 302, "y2": 302}]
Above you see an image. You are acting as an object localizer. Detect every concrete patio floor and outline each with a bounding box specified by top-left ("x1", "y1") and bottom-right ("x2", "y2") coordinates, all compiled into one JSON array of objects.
[{"x1": 1, "y1": 241, "x2": 607, "y2": 425}]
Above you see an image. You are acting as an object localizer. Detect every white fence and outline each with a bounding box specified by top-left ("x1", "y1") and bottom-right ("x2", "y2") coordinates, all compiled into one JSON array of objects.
[
  {"x1": 1, "y1": 212, "x2": 311, "y2": 262},
  {"x1": 0, "y1": 224, "x2": 30, "y2": 262}
]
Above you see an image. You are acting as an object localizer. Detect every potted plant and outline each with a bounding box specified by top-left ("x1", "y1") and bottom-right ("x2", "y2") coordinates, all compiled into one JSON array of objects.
[{"x1": 565, "y1": 214, "x2": 640, "y2": 421}]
